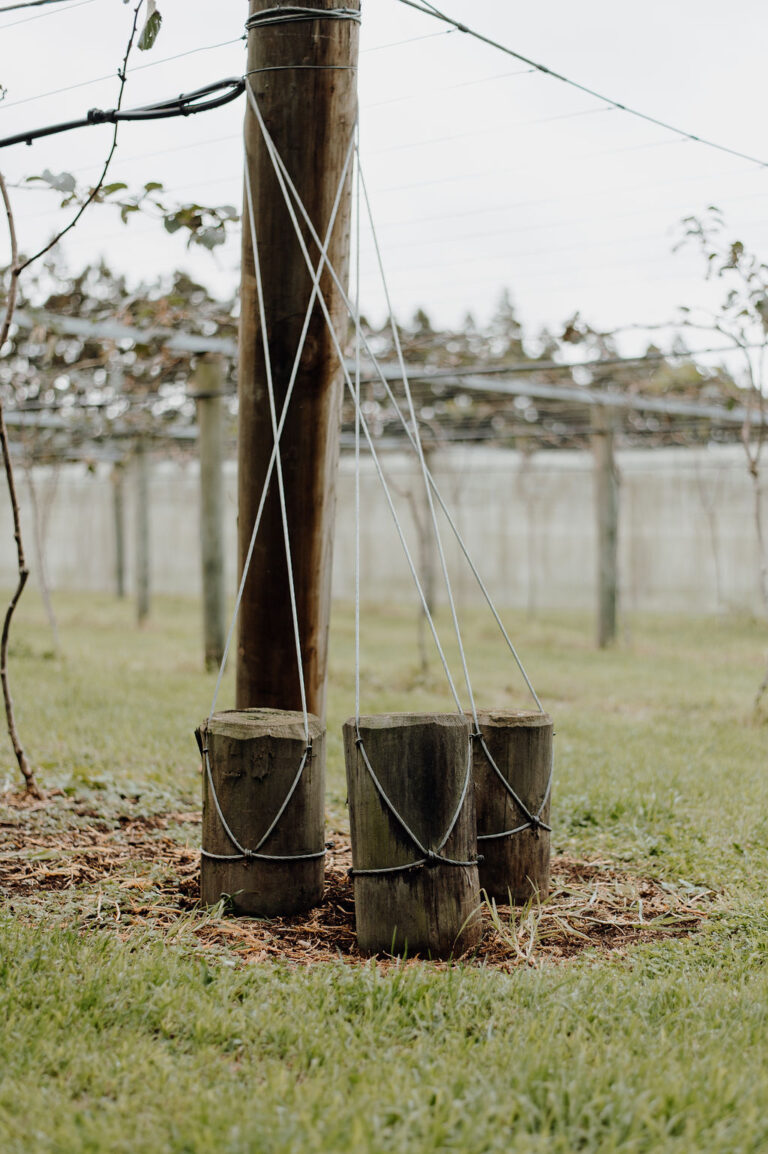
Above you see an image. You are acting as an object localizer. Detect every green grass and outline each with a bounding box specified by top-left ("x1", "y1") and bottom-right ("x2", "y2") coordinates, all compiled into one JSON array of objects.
[{"x1": 2, "y1": 592, "x2": 768, "y2": 1153}]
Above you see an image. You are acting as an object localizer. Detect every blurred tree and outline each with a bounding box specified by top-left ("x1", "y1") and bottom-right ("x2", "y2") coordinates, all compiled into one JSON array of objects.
[
  {"x1": 1, "y1": 259, "x2": 237, "y2": 461},
  {"x1": 673, "y1": 208, "x2": 768, "y2": 707}
]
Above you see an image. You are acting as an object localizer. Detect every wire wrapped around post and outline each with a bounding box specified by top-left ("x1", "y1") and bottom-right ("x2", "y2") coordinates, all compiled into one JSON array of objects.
[
  {"x1": 197, "y1": 708, "x2": 326, "y2": 916},
  {"x1": 343, "y1": 713, "x2": 482, "y2": 958},
  {"x1": 470, "y1": 709, "x2": 553, "y2": 903}
]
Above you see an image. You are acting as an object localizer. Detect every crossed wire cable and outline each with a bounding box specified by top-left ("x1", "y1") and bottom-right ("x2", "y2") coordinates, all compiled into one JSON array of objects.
[
  {"x1": 200, "y1": 125, "x2": 358, "y2": 867},
  {"x1": 241, "y1": 83, "x2": 553, "y2": 868},
  {"x1": 396, "y1": 0, "x2": 768, "y2": 171}
]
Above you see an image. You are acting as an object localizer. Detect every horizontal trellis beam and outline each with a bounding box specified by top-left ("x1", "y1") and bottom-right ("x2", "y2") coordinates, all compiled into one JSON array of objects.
[{"x1": 7, "y1": 307, "x2": 764, "y2": 428}]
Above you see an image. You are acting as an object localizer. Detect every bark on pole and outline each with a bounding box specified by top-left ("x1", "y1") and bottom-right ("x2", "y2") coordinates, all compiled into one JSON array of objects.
[
  {"x1": 194, "y1": 355, "x2": 227, "y2": 671},
  {"x1": 593, "y1": 405, "x2": 619, "y2": 648},
  {"x1": 236, "y1": 1, "x2": 359, "y2": 719}
]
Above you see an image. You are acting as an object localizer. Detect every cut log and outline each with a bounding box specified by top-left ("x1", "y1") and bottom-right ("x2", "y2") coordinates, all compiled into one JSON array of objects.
[
  {"x1": 197, "y1": 707, "x2": 325, "y2": 916},
  {"x1": 343, "y1": 712, "x2": 481, "y2": 958},
  {"x1": 470, "y1": 709, "x2": 553, "y2": 903}
]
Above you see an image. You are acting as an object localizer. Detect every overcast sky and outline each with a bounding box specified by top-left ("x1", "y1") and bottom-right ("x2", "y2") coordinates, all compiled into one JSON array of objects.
[{"x1": 1, "y1": 0, "x2": 767, "y2": 356}]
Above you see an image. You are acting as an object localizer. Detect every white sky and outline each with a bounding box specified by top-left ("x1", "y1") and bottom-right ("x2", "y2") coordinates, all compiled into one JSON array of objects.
[{"x1": 1, "y1": 0, "x2": 767, "y2": 353}]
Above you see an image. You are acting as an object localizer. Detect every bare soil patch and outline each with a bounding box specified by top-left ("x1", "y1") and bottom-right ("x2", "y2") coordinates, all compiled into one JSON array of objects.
[{"x1": 0, "y1": 790, "x2": 710, "y2": 968}]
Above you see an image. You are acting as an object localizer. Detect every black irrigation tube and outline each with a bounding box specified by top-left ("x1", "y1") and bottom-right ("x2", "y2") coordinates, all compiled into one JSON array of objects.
[{"x1": 0, "y1": 76, "x2": 245, "y2": 150}]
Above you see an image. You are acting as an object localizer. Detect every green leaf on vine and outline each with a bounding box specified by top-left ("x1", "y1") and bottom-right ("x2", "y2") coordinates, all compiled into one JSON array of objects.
[
  {"x1": 29, "y1": 170, "x2": 77, "y2": 194},
  {"x1": 138, "y1": 1, "x2": 162, "y2": 52}
]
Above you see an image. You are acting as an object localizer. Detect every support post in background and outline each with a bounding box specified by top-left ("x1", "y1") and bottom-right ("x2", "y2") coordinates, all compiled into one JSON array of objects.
[
  {"x1": 193, "y1": 355, "x2": 227, "y2": 671},
  {"x1": 135, "y1": 438, "x2": 150, "y2": 625},
  {"x1": 112, "y1": 461, "x2": 126, "y2": 599},
  {"x1": 236, "y1": 0, "x2": 360, "y2": 720},
  {"x1": 593, "y1": 405, "x2": 619, "y2": 648}
]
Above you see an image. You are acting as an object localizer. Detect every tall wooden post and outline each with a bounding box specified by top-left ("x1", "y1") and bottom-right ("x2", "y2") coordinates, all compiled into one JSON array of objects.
[
  {"x1": 135, "y1": 439, "x2": 150, "y2": 625},
  {"x1": 593, "y1": 405, "x2": 619, "y2": 648},
  {"x1": 236, "y1": 0, "x2": 359, "y2": 720},
  {"x1": 112, "y1": 462, "x2": 126, "y2": 599},
  {"x1": 193, "y1": 356, "x2": 227, "y2": 671}
]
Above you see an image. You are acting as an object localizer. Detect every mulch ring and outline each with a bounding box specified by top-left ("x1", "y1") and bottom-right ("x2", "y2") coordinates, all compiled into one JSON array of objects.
[{"x1": 0, "y1": 790, "x2": 712, "y2": 969}]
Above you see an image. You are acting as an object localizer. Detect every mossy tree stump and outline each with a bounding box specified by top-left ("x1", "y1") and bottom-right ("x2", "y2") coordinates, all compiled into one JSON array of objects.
[
  {"x1": 343, "y1": 712, "x2": 482, "y2": 958},
  {"x1": 197, "y1": 707, "x2": 325, "y2": 916},
  {"x1": 470, "y1": 709, "x2": 553, "y2": 903}
]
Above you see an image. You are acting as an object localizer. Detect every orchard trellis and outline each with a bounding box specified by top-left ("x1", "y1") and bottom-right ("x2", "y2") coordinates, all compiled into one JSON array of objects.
[
  {"x1": 3, "y1": 0, "x2": 768, "y2": 955},
  {"x1": 6, "y1": 300, "x2": 766, "y2": 664}
]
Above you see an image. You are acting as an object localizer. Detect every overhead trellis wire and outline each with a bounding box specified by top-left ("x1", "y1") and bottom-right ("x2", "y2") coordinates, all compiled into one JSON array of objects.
[
  {"x1": 0, "y1": 0, "x2": 79, "y2": 13},
  {"x1": 395, "y1": 0, "x2": 768, "y2": 171},
  {"x1": 0, "y1": 77, "x2": 245, "y2": 150},
  {"x1": 1, "y1": 0, "x2": 95, "y2": 28},
  {"x1": 0, "y1": 37, "x2": 246, "y2": 113}
]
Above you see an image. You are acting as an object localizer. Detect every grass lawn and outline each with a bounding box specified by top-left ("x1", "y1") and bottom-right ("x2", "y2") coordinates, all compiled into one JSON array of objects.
[{"x1": 1, "y1": 591, "x2": 768, "y2": 1153}]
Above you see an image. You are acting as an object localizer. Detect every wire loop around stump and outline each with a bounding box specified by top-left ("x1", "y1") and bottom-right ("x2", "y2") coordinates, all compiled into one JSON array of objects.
[{"x1": 201, "y1": 740, "x2": 326, "y2": 864}]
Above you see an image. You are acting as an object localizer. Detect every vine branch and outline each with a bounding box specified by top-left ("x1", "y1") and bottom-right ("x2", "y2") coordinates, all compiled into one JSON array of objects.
[
  {"x1": 0, "y1": 171, "x2": 41, "y2": 797},
  {"x1": 1, "y1": 1, "x2": 146, "y2": 794}
]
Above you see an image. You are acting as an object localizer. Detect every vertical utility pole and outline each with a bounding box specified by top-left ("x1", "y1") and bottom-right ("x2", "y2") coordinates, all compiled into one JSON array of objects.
[
  {"x1": 112, "y1": 461, "x2": 126, "y2": 598},
  {"x1": 236, "y1": 0, "x2": 360, "y2": 719},
  {"x1": 135, "y1": 438, "x2": 150, "y2": 625},
  {"x1": 194, "y1": 355, "x2": 227, "y2": 671},
  {"x1": 593, "y1": 405, "x2": 619, "y2": 648}
]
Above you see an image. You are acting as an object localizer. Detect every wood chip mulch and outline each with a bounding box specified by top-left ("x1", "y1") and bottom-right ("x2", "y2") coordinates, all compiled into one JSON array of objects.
[{"x1": 0, "y1": 791, "x2": 712, "y2": 969}]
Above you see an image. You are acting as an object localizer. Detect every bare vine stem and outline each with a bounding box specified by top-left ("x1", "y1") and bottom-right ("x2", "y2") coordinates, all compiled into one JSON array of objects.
[
  {"x1": 0, "y1": 1, "x2": 145, "y2": 793},
  {"x1": 0, "y1": 172, "x2": 41, "y2": 797}
]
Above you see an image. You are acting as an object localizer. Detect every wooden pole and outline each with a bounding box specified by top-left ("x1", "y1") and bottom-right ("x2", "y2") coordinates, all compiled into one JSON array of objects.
[
  {"x1": 194, "y1": 356, "x2": 227, "y2": 671},
  {"x1": 471, "y1": 709, "x2": 553, "y2": 903},
  {"x1": 198, "y1": 707, "x2": 325, "y2": 916},
  {"x1": 236, "y1": 1, "x2": 359, "y2": 719},
  {"x1": 593, "y1": 405, "x2": 619, "y2": 648},
  {"x1": 135, "y1": 439, "x2": 150, "y2": 625},
  {"x1": 343, "y1": 712, "x2": 482, "y2": 958},
  {"x1": 112, "y1": 462, "x2": 126, "y2": 599}
]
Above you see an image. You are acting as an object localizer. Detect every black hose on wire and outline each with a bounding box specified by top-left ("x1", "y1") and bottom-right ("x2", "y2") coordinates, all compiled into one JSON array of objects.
[{"x1": 0, "y1": 76, "x2": 245, "y2": 150}]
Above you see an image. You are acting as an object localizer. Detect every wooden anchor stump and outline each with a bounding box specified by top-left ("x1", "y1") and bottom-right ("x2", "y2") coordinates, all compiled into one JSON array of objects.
[
  {"x1": 197, "y1": 707, "x2": 325, "y2": 916},
  {"x1": 343, "y1": 712, "x2": 482, "y2": 958},
  {"x1": 469, "y1": 709, "x2": 553, "y2": 904}
]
